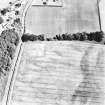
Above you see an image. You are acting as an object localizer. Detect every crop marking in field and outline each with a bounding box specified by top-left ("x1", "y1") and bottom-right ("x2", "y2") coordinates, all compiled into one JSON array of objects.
[{"x1": 25, "y1": 44, "x2": 45, "y2": 57}]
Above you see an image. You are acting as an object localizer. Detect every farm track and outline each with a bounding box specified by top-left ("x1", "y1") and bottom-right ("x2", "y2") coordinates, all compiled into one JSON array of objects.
[
  {"x1": 1, "y1": 42, "x2": 24, "y2": 105},
  {"x1": 0, "y1": 0, "x2": 33, "y2": 104},
  {"x1": 3, "y1": 41, "x2": 105, "y2": 105}
]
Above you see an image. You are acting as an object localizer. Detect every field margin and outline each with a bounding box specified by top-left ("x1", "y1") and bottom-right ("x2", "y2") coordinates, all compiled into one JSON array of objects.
[{"x1": 1, "y1": 41, "x2": 24, "y2": 105}]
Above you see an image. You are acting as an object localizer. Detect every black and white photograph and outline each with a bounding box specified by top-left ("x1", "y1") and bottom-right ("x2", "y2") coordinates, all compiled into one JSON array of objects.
[{"x1": 0, "y1": 0, "x2": 105, "y2": 105}]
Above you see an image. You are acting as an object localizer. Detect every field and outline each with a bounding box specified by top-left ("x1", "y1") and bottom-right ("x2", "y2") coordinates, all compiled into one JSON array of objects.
[
  {"x1": 26, "y1": 0, "x2": 100, "y2": 35},
  {"x1": 7, "y1": 41, "x2": 105, "y2": 105}
]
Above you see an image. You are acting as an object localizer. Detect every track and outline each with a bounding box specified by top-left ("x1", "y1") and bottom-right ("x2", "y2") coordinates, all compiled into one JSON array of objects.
[
  {"x1": 1, "y1": 42, "x2": 24, "y2": 105},
  {"x1": 4, "y1": 41, "x2": 105, "y2": 105}
]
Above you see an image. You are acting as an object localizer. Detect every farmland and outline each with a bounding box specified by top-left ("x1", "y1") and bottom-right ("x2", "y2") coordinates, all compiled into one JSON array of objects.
[{"x1": 6, "y1": 41, "x2": 105, "y2": 105}]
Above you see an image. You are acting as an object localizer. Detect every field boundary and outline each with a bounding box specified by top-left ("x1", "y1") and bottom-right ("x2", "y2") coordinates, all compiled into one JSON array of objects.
[
  {"x1": 1, "y1": 41, "x2": 24, "y2": 105},
  {"x1": 0, "y1": 0, "x2": 33, "y2": 105}
]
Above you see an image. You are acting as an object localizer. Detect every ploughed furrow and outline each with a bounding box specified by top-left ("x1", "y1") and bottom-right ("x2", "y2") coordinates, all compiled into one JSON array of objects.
[{"x1": 7, "y1": 42, "x2": 105, "y2": 105}]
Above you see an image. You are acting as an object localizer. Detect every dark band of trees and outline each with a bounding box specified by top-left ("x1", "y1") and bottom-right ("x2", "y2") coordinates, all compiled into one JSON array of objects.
[{"x1": 22, "y1": 31, "x2": 104, "y2": 43}]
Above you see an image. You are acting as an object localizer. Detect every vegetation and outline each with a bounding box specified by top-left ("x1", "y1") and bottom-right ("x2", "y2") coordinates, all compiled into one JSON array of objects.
[
  {"x1": 22, "y1": 34, "x2": 45, "y2": 42},
  {"x1": 0, "y1": 0, "x2": 21, "y2": 76},
  {"x1": 0, "y1": 0, "x2": 29, "y2": 101},
  {"x1": 0, "y1": 0, "x2": 22, "y2": 75},
  {"x1": 21, "y1": 31, "x2": 104, "y2": 44},
  {"x1": 0, "y1": 8, "x2": 10, "y2": 15},
  {"x1": 0, "y1": 16, "x2": 3, "y2": 24},
  {"x1": 0, "y1": 29, "x2": 19, "y2": 75},
  {"x1": 0, "y1": 0, "x2": 23, "y2": 32}
]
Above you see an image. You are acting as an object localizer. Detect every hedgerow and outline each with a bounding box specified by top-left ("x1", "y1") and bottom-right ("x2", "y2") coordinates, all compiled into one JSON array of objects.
[
  {"x1": 22, "y1": 34, "x2": 45, "y2": 42},
  {"x1": 21, "y1": 31, "x2": 104, "y2": 44}
]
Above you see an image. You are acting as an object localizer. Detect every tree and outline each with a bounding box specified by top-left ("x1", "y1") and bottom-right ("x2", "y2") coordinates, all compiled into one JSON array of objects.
[
  {"x1": 0, "y1": 16, "x2": 3, "y2": 24},
  {"x1": 93, "y1": 31, "x2": 103, "y2": 42}
]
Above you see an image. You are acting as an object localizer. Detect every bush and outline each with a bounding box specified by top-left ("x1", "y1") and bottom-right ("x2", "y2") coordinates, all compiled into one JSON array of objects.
[
  {"x1": 0, "y1": 29, "x2": 19, "y2": 75},
  {"x1": 37, "y1": 35, "x2": 44, "y2": 41},
  {"x1": 93, "y1": 31, "x2": 103, "y2": 42},
  {"x1": 46, "y1": 38, "x2": 53, "y2": 41},
  {"x1": 87, "y1": 32, "x2": 94, "y2": 41},
  {"x1": 14, "y1": 18, "x2": 20, "y2": 24},
  {"x1": 61, "y1": 34, "x2": 66, "y2": 40},
  {"x1": 79, "y1": 33, "x2": 86, "y2": 41},
  {"x1": 0, "y1": 8, "x2": 9, "y2": 15},
  {"x1": 0, "y1": 16, "x2": 3, "y2": 24},
  {"x1": 0, "y1": 37, "x2": 7, "y2": 51},
  {"x1": 0, "y1": 48, "x2": 11, "y2": 75},
  {"x1": 21, "y1": 34, "x2": 31, "y2": 42},
  {"x1": 72, "y1": 33, "x2": 80, "y2": 40},
  {"x1": 7, "y1": 44, "x2": 16, "y2": 59},
  {"x1": 15, "y1": 3, "x2": 21, "y2": 8},
  {"x1": 1, "y1": 29, "x2": 19, "y2": 46},
  {"x1": 61, "y1": 33, "x2": 69, "y2": 40},
  {"x1": 53, "y1": 36, "x2": 57, "y2": 40},
  {"x1": 55, "y1": 35, "x2": 62, "y2": 40},
  {"x1": 67, "y1": 34, "x2": 73, "y2": 40},
  {"x1": 15, "y1": 11, "x2": 20, "y2": 15},
  {"x1": 29, "y1": 35, "x2": 37, "y2": 41}
]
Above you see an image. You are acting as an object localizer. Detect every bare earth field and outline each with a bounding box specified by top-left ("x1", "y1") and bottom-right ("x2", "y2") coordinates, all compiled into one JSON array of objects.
[{"x1": 7, "y1": 41, "x2": 105, "y2": 105}]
